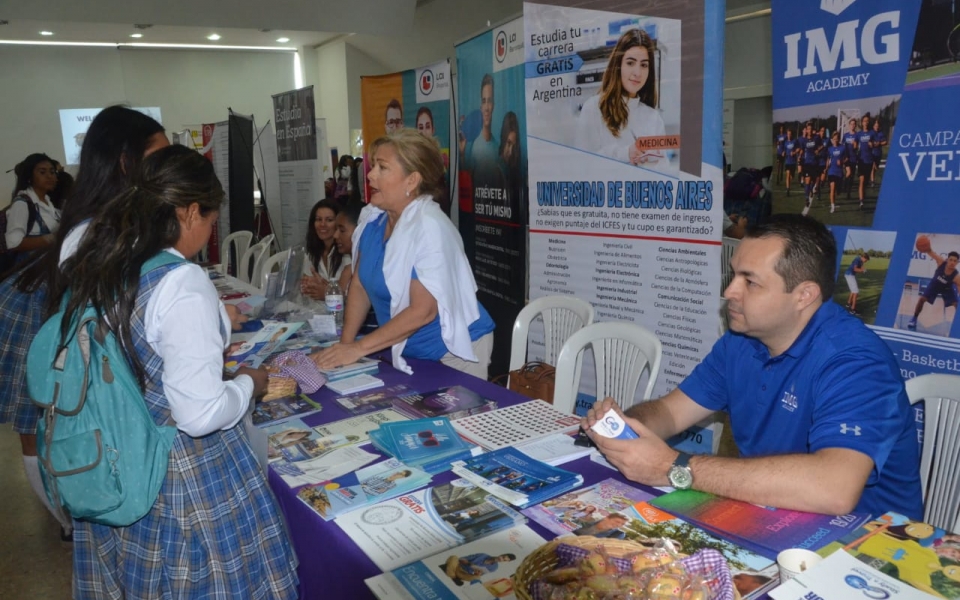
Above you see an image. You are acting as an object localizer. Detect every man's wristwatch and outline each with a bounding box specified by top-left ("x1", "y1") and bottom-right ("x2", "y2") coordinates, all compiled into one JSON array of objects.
[{"x1": 668, "y1": 451, "x2": 694, "y2": 490}]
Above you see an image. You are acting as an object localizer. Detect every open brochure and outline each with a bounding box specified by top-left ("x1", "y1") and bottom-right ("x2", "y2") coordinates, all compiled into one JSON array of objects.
[
  {"x1": 336, "y1": 479, "x2": 527, "y2": 572},
  {"x1": 224, "y1": 321, "x2": 303, "y2": 372},
  {"x1": 521, "y1": 477, "x2": 655, "y2": 537},
  {"x1": 270, "y1": 445, "x2": 379, "y2": 488},
  {"x1": 366, "y1": 525, "x2": 547, "y2": 600}
]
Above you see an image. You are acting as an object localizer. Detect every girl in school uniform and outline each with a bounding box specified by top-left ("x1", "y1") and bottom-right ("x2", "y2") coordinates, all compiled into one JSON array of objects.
[
  {"x1": 4, "y1": 153, "x2": 61, "y2": 258},
  {"x1": 58, "y1": 144, "x2": 298, "y2": 599}
]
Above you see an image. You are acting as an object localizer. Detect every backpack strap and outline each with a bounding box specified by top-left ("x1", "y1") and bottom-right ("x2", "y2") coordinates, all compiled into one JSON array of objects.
[
  {"x1": 140, "y1": 251, "x2": 187, "y2": 276},
  {"x1": 11, "y1": 194, "x2": 47, "y2": 236}
]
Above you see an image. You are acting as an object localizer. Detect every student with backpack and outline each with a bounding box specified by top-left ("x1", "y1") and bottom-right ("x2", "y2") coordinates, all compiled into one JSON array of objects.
[
  {"x1": 1, "y1": 153, "x2": 61, "y2": 274},
  {"x1": 0, "y1": 106, "x2": 167, "y2": 542},
  {"x1": 40, "y1": 144, "x2": 298, "y2": 599}
]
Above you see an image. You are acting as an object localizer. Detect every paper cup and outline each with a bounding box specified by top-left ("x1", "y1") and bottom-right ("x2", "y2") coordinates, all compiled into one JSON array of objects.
[{"x1": 776, "y1": 548, "x2": 823, "y2": 582}]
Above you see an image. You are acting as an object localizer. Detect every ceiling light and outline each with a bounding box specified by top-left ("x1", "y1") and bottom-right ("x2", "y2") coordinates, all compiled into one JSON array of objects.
[
  {"x1": 39, "y1": 30, "x2": 53, "y2": 36},
  {"x1": 130, "y1": 33, "x2": 143, "y2": 38},
  {"x1": 276, "y1": 37, "x2": 290, "y2": 43},
  {"x1": 206, "y1": 33, "x2": 221, "y2": 41}
]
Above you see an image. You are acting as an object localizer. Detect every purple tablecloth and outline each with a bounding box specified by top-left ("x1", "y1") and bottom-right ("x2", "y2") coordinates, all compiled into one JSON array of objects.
[{"x1": 266, "y1": 355, "x2": 644, "y2": 600}]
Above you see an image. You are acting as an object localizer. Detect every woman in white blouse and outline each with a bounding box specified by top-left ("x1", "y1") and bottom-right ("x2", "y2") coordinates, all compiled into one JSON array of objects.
[
  {"x1": 5, "y1": 153, "x2": 61, "y2": 254},
  {"x1": 300, "y1": 198, "x2": 350, "y2": 300},
  {"x1": 576, "y1": 28, "x2": 666, "y2": 166}
]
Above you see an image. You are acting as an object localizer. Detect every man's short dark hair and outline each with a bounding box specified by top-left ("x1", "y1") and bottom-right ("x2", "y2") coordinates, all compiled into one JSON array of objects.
[
  {"x1": 481, "y1": 73, "x2": 494, "y2": 94},
  {"x1": 949, "y1": 251, "x2": 960, "y2": 260},
  {"x1": 745, "y1": 215, "x2": 837, "y2": 300}
]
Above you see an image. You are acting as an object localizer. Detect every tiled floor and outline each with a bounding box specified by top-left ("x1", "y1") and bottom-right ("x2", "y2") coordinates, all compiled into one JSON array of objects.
[{"x1": 0, "y1": 427, "x2": 73, "y2": 598}]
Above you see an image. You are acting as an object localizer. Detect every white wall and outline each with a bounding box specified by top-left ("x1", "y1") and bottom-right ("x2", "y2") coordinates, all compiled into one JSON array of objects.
[
  {"x1": 722, "y1": 8, "x2": 774, "y2": 171},
  {"x1": 315, "y1": 42, "x2": 350, "y2": 155},
  {"x1": 0, "y1": 45, "x2": 294, "y2": 200},
  {"x1": 345, "y1": 44, "x2": 391, "y2": 136}
]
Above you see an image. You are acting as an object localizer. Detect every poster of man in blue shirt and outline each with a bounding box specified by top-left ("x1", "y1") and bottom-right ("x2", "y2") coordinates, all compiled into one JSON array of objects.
[{"x1": 583, "y1": 215, "x2": 922, "y2": 521}]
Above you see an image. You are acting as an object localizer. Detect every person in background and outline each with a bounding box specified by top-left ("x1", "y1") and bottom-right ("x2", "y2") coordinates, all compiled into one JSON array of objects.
[
  {"x1": 49, "y1": 166, "x2": 73, "y2": 211},
  {"x1": 333, "y1": 200, "x2": 363, "y2": 295},
  {"x1": 583, "y1": 215, "x2": 922, "y2": 520},
  {"x1": 334, "y1": 154, "x2": 354, "y2": 201},
  {"x1": 825, "y1": 130, "x2": 847, "y2": 214},
  {"x1": 576, "y1": 28, "x2": 666, "y2": 166},
  {"x1": 350, "y1": 157, "x2": 364, "y2": 203},
  {"x1": 59, "y1": 144, "x2": 297, "y2": 598},
  {"x1": 0, "y1": 106, "x2": 168, "y2": 542},
  {"x1": 385, "y1": 98, "x2": 404, "y2": 134},
  {"x1": 301, "y1": 199, "x2": 348, "y2": 301},
  {"x1": 312, "y1": 130, "x2": 495, "y2": 378},
  {"x1": 5, "y1": 153, "x2": 61, "y2": 256}
]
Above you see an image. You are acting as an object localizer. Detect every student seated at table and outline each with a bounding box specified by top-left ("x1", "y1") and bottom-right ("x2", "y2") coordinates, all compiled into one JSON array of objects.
[
  {"x1": 583, "y1": 215, "x2": 922, "y2": 519},
  {"x1": 311, "y1": 129, "x2": 494, "y2": 379}
]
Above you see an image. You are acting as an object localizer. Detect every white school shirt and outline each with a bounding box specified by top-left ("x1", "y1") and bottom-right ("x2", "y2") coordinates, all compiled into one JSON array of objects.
[
  {"x1": 303, "y1": 250, "x2": 351, "y2": 282},
  {"x1": 60, "y1": 225, "x2": 252, "y2": 437},
  {"x1": 4, "y1": 188, "x2": 60, "y2": 249},
  {"x1": 575, "y1": 95, "x2": 666, "y2": 164}
]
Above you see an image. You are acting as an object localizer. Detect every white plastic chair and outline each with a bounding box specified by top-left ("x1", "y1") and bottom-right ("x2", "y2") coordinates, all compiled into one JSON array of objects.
[
  {"x1": 552, "y1": 322, "x2": 662, "y2": 415},
  {"x1": 721, "y1": 236, "x2": 739, "y2": 292},
  {"x1": 218, "y1": 230, "x2": 253, "y2": 277},
  {"x1": 259, "y1": 233, "x2": 276, "y2": 254},
  {"x1": 508, "y1": 296, "x2": 595, "y2": 379},
  {"x1": 259, "y1": 249, "x2": 291, "y2": 291},
  {"x1": 238, "y1": 241, "x2": 270, "y2": 285},
  {"x1": 906, "y1": 373, "x2": 960, "y2": 533}
]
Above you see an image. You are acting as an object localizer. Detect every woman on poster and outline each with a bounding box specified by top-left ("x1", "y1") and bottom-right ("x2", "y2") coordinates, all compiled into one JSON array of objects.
[{"x1": 576, "y1": 28, "x2": 666, "y2": 167}]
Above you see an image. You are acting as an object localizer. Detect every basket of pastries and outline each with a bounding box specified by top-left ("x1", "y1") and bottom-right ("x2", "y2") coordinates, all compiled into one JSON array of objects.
[{"x1": 514, "y1": 535, "x2": 736, "y2": 600}]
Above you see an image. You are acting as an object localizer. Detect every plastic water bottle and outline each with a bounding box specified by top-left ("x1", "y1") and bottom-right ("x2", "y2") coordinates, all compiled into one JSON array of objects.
[{"x1": 325, "y1": 280, "x2": 344, "y2": 334}]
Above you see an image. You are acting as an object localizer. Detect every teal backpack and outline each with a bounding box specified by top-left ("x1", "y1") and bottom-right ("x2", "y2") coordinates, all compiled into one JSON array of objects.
[{"x1": 27, "y1": 253, "x2": 183, "y2": 526}]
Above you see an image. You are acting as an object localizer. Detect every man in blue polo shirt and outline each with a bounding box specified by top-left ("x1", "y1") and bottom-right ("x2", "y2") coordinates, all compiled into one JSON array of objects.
[{"x1": 583, "y1": 215, "x2": 922, "y2": 519}]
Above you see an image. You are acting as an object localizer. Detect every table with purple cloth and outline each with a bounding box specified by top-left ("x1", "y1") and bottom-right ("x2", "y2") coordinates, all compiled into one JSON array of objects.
[{"x1": 266, "y1": 354, "x2": 651, "y2": 600}]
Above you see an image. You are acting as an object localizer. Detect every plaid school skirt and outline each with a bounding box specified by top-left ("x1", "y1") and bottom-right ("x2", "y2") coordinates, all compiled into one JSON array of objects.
[
  {"x1": 0, "y1": 280, "x2": 45, "y2": 434},
  {"x1": 72, "y1": 425, "x2": 299, "y2": 599}
]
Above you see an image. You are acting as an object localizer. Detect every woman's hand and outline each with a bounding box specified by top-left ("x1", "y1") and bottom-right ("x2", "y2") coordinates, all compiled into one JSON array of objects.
[
  {"x1": 234, "y1": 366, "x2": 269, "y2": 397},
  {"x1": 300, "y1": 274, "x2": 327, "y2": 300},
  {"x1": 310, "y1": 342, "x2": 365, "y2": 370}
]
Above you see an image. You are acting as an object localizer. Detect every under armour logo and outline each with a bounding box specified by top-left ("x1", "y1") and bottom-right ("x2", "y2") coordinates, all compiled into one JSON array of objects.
[
  {"x1": 840, "y1": 423, "x2": 861, "y2": 436},
  {"x1": 820, "y1": 0, "x2": 856, "y2": 16}
]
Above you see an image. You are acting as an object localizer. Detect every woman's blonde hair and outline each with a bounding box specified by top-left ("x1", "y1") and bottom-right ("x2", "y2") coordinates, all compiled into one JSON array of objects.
[
  {"x1": 369, "y1": 129, "x2": 445, "y2": 199},
  {"x1": 598, "y1": 28, "x2": 658, "y2": 137}
]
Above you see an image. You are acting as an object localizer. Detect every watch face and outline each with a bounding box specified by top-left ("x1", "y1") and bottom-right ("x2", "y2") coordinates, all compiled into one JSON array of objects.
[{"x1": 669, "y1": 466, "x2": 693, "y2": 489}]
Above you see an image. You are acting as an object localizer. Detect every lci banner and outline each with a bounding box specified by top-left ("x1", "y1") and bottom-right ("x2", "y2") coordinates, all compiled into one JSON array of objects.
[
  {"x1": 523, "y1": 0, "x2": 724, "y2": 413},
  {"x1": 455, "y1": 17, "x2": 529, "y2": 380},
  {"x1": 771, "y1": 0, "x2": 960, "y2": 445},
  {"x1": 360, "y1": 60, "x2": 452, "y2": 213}
]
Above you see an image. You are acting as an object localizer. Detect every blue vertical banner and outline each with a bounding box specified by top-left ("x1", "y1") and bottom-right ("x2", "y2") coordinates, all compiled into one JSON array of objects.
[
  {"x1": 772, "y1": 0, "x2": 960, "y2": 447},
  {"x1": 455, "y1": 17, "x2": 529, "y2": 379}
]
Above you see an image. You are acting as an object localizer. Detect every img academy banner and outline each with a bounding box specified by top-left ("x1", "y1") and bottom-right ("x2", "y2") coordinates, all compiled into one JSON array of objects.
[
  {"x1": 361, "y1": 60, "x2": 452, "y2": 212},
  {"x1": 455, "y1": 16, "x2": 529, "y2": 380},
  {"x1": 524, "y1": 1, "x2": 725, "y2": 406},
  {"x1": 772, "y1": 2, "x2": 960, "y2": 406}
]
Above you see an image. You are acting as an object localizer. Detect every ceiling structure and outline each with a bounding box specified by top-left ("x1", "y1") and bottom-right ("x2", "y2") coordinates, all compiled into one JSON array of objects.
[{"x1": 0, "y1": 0, "x2": 769, "y2": 50}]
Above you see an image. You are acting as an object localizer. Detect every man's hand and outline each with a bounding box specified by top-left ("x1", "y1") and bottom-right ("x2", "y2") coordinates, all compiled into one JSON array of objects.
[
  {"x1": 581, "y1": 399, "x2": 679, "y2": 486},
  {"x1": 311, "y1": 342, "x2": 365, "y2": 370}
]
